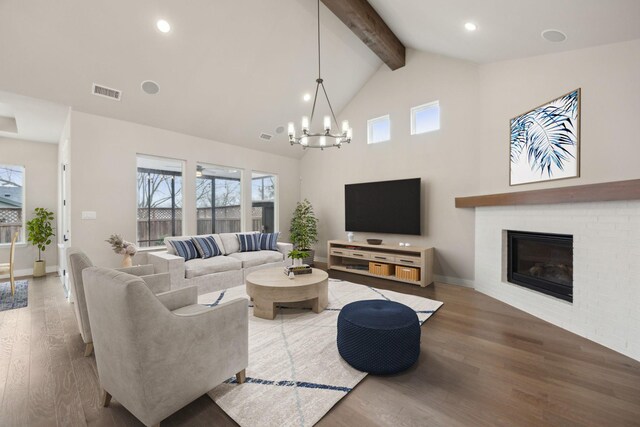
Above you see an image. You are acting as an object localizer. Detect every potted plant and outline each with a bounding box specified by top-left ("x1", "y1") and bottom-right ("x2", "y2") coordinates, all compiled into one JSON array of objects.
[
  {"x1": 26, "y1": 207, "x2": 55, "y2": 277},
  {"x1": 287, "y1": 249, "x2": 310, "y2": 267},
  {"x1": 289, "y1": 199, "x2": 318, "y2": 266}
]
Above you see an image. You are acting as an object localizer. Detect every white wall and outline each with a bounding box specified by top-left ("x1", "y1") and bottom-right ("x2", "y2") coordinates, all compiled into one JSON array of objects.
[
  {"x1": 301, "y1": 39, "x2": 640, "y2": 285},
  {"x1": 300, "y1": 49, "x2": 480, "y2": 284},
  {"x1": 0, "y1": 137, "x2": 58, "y2": 275},
  {"x1": 476, "y1": 39, "x2": 640, "y2": 193},
  {"x1": 69, "y1": 111, "x2": 300, "y2": 268},
  {"x1": 472, "y1": 39, "x2": 640, "y2": 361}
]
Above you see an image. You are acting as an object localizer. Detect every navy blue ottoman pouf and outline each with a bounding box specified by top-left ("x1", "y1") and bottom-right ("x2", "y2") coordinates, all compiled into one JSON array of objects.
[{"x1": 337, "y1": 300, "x2": 420, "y2": 375}]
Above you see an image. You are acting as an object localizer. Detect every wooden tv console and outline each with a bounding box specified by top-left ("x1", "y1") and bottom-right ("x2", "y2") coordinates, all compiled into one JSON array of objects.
[{"x1": 327, "y1": 240, "x2": 434, "y2": 287}]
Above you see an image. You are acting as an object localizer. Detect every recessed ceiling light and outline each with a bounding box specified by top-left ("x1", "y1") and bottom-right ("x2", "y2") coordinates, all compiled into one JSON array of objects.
[
  {"x1": 464, "y1": 22, "x2": 477, "y2": 32},
  {"x1": 156, "y1": 19, "x2": 171, "y2": 33},
  {"x1": 541, "y1": 29, "x2": 567, "y2": 43},
  {"x1": 303, "y1": 93, "x2": 311, "y2": 102}
]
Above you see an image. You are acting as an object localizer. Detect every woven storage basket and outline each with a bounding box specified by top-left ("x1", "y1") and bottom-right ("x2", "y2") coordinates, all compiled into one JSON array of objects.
[
  {"x1": 369, "y1": 261, "x2": 393, "y2": 276},
  {"x1": 395, "y1": 265, "x2": 420, "y2": 281}
]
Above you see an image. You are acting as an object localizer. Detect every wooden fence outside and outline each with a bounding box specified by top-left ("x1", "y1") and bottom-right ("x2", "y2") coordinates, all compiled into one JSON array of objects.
[
  {"x1": 137, "y1": 206, "x2": 263, "y2": 246},
  {"x1": 0, "y1": 223, "x2": 21, "y2": 244}
]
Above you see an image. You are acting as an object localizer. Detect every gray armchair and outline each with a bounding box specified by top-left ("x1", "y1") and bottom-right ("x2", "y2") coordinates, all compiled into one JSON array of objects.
[
  {"x1": 82, "y1": 267, "x2": 248, "y2": 427},
  {"x1": 67, "y1": 248, "x2": 171, "y2": 356}
]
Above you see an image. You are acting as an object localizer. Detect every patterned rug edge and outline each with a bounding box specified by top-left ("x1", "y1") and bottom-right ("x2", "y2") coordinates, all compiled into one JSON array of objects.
[{"x1": 0, "y1": 279, "x2": 29, "y2": 311}]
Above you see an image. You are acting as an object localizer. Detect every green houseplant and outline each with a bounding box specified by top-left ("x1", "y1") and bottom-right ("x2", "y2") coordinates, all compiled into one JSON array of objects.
[
  {"x1": 289, "y1": 199, "x2": 318, "y2": 266},
  {"x1": 26, "y1": 207, "x2": 55, "y2": 277}
]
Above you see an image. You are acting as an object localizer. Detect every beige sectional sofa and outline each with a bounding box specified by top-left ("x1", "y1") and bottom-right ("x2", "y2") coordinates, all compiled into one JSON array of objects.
[{"x1": 148, "y1": 233, "x2": 293, "y2": 294}]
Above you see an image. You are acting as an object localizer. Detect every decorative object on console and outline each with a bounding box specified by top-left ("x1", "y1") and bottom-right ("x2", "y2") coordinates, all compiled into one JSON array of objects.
[
  {"x1": 510, "y1": 89, "x2": 580, "y2": 185},
  {"x1": 289, "y1": 199, "x2": 318, "y2": 266},
  {"x1": 26, "y1": 207, "x2": 55, "y2": 277},
  {"x1": 106, "y1": 233, "x2": 139, "y2": 267},
  {"x1": 366, "y1": 238, "x2": 382, "y2": 245},
  {"x1": 287, "y1": 0, "x2": 352, "y2": 150},
  {"x1": 347, "y1": 231, "x2": 354, "y2": 242}
]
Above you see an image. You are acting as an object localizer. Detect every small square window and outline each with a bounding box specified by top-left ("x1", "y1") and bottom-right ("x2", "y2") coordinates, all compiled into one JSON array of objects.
[
  {"x1": 367, "y1": 115, "x2": 390, "y2": 144},
  {"x1": 411, "y1": 101, "x2": 440, "y2": 135}
]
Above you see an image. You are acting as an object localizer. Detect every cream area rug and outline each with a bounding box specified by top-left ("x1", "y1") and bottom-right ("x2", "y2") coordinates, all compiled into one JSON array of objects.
[{"x1": 199, "y1": 279, "x2": 443, "y2": 427}]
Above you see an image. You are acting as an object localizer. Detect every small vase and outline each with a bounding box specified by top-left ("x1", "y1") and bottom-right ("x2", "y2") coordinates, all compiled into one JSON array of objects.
[{"x1": 122, "y1": 254, "x2": 133, "y2": 268}]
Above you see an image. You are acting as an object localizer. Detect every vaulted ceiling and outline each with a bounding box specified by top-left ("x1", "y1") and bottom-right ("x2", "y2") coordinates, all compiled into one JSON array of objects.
[{"x1": 1, "y1": 0, "x2": 638, "y2": 157}]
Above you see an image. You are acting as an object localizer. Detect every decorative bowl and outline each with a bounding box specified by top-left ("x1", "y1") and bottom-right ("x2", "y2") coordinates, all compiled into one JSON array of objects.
[{"x1": 366, "y1": 239, "x2": 383, "y2": 245}]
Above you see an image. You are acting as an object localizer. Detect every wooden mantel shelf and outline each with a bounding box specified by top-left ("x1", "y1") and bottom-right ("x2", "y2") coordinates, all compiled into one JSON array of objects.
[{"x1": 455, "y1": 179, "x2": 640, "y2": 208}]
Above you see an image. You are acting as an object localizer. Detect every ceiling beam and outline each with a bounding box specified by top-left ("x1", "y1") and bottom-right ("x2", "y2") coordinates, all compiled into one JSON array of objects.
[{"x1": 321, "y1": 0, "x2": 405, "y2": 70}]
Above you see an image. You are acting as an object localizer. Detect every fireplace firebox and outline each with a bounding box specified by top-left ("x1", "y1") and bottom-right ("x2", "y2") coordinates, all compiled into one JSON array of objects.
[{"x1": 507, "y1": 231, "x2": 573, "y2": 302}]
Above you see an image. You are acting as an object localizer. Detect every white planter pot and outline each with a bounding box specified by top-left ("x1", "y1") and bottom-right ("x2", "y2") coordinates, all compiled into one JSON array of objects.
[{"x1": 33, "y1": 260, "x2": 46, "y2": 277}]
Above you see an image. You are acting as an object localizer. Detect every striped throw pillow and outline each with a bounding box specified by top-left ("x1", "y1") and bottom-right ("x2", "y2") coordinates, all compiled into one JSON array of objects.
[
  {"x1": 237, "y1": 233, "x2": 261, "y2": 252},
  {"x1": 169, "y1": 239, "x2": 199, "y2": 261},
  {"x1": 259, "y1": 232, "x2": 279, "y2": 250},
  {"x1": 192, "y1": 236, "x2": 222, "y2": 259}
]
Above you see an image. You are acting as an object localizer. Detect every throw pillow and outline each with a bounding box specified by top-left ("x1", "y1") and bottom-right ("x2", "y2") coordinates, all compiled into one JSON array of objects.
[
  {"x1": 237, "y1": 233, "x2": 261, "y2": 252},
  {"x1": 259, "y1": 232, "x2": 280, "y2": 251},
  {"x1": 192, "y1": 235, "x2": 223, "y2": 259},
  {"x1": 169, "y1": 239, "x2": 199, "y2": 261}
]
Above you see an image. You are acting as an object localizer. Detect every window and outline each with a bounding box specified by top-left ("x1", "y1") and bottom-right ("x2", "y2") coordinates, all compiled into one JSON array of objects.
[
  {"x1": 411, "y1": 101, "x2": 440, "y2": 135},
  {"x1": 0, "y1": 165, "x2": 24, "y2": 244},
  {"x1": 367, "y1": 115, "x2": 391, "y2": 144},
  {"x1": 136, "y1": 156, "x2": 183, "y2": 247},
  {"x1": 196, "y1": 164, "x2": 242, "y2": 234},
  {"x1": 251, "y1": 172, "x2": 277, "y2": 233}
]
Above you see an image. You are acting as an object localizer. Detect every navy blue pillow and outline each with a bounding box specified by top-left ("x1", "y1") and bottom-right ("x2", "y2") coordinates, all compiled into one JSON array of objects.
[
  {"x1": 169, "y1": 239, "x2": 199, "y2": 261},
  {"x1": 259, "y1": 232, "x2": 279, "y2": 250},
  {"x1": 192, "y1": 236, "x2": 222, "y2": 259},
  {"x1": 237, "y1": 233, "x2": 260, "y2": 252}
]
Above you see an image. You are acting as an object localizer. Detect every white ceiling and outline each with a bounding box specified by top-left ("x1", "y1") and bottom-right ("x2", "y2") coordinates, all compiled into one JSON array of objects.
[
  {"x1": 1, "y1": 0, "x2": 639, "y2": 156},
  {"x1": 0, "y1": 0, "x2": 381, "y2": 158},
  {"x1": 0, "y1": 91, "x2": 69, "y2": 143},
  {"x1": 368, "y1": 0, "x2": 640, "y2": 63}
]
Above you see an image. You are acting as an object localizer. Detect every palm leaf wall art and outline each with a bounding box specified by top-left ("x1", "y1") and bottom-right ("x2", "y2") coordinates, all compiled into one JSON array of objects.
[{"x1": 510, "y1": 89, "x2": 580, "y2": 185}]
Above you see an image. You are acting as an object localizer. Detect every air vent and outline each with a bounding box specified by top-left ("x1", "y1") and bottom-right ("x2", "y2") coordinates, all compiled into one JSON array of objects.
[
  {"x1": 92, "y1": 83, "x2": 122, "y2": 101},
  {"x1": 259, "y1": 133, "x2": 273, "y2": 141}
]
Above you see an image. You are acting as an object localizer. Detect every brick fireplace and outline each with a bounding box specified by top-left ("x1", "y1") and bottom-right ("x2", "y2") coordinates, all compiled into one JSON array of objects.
[{"x1": 473, "y1": 200, "x2": 639, "y2": 361}]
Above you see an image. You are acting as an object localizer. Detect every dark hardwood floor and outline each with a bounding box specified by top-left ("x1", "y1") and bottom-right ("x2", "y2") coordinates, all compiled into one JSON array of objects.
[{"x1": 1, "y1": 270, "x2": 639, "y2": 426}]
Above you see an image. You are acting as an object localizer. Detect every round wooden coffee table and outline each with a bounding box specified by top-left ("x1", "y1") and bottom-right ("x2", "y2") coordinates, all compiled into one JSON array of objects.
[{"x1": 245, "y1": 268, "x2": 329, "y2": 320}]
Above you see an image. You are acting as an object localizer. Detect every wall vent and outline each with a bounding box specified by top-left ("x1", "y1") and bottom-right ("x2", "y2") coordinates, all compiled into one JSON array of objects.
[
  {"x1": 259, "y1": 133, "x2": 273, "y2": 141},
  {"x1": 92, "y1": 83, "x2": 122, "y2": 101}
]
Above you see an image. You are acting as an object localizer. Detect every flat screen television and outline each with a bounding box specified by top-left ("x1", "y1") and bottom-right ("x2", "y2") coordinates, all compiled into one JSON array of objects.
[{"x1": 345, "y1": 178, "x2": 421, "y2": 235}]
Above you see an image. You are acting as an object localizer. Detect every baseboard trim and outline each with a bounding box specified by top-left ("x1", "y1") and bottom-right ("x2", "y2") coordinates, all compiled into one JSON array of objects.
[
  {"x1": 0, "y1": 265, "x2": 59, "y2": 280},
  {"x1": 433, "y1": 275, "x2": 475, "y2": 288}
]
